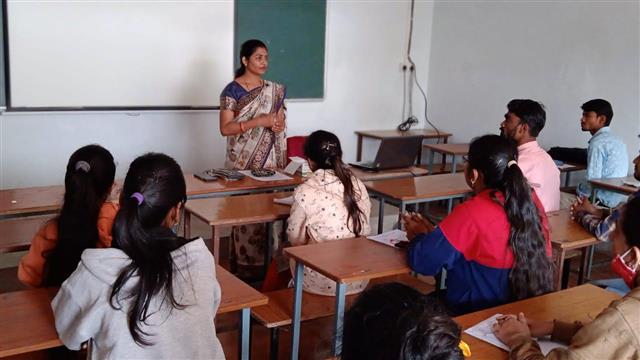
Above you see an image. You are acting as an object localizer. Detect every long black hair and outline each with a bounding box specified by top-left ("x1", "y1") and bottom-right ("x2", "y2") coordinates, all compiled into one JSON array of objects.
[
  {"x1": 43, "y1": 145, "x2": 115, "y2": 286},
  {"x1": 342, "y1": 282, "x2": 463, "y2": 360},
  {"x1": 467, "y1": 135, "x2": 554, "y2": 300},
  {"x1": 235, "y1": 39, "x2": 267, "y2": 78},
  {"x1": 304, "y1": 130, "x2": 365, "y2": 237},
  {"x1": 110, "y1": 153, "x2": 189, "y2": 346},
  {"x1": 622, "y1": 196, "x2": 640, "y2": 249}
]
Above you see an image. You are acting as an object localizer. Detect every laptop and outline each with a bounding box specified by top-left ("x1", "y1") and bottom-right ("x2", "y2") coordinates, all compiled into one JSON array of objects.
[{"x1": 350, "y1": 136, "x2": 423, "y2": 171}]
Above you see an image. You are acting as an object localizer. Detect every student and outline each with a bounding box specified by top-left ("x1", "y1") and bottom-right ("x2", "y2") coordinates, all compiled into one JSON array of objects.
[
  {"x1": 18, "y1": 144, "x2": 117, "y2": 287},
  {"x1": 52, "y1": 153, "x2": 225, "y2": 359},
  {"x1": 494, "y1": 196, "x2": 640, "y2": 359},
  {"x1": 500, "y1": 99, "x2": 560, "y2": 212},
  {"x1": 576, "y1": 99, "x2": 628, "y2": 208},
  {"x1": 342, "y1": 282, "x2": 467, "y2": 360},
  {"x1": 287, "y1": 130, "x2": 371, "y2": 296},
  {"x1": 571, "y1": 143, "x2": 640, "y2": 295},
  {"x1": 404, "y1": 135, "x2": 554, "y2": 314}
]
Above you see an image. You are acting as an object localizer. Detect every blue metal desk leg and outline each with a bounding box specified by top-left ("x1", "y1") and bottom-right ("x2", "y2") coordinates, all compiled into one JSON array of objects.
[
  {"x1": 398, "y1": 202, "x2": 406, "y2": 230},
  {"x1": 290, "y1": 261, "x2": 304, "y2": 360},
  {"x1": 429, "y1": 149, "x2": 435, "y2": 174},
  {"x1": 451, "y1": 154, "x2": 457, "y2": 174},
  {"x1": 239, "y1": 308, "x2": 250, "y2": 360},
  {"x1": 264, "y1": 222, "x2": 274, "y2": 276},
  {"x1": 332, "y1": 283, "x2": 347, "y2": 356},
  {"x1": 378, "y1": 198, "x2": 386, "y2": 234}
]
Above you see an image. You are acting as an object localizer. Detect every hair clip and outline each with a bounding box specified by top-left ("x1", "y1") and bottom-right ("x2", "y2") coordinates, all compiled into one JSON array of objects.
[
  {"x1": 507, "y1": 160, "x2": 518, "y2": 168},
  {"x1": 75, "y1": 160, "x2": 91, "y2": 173},
  {"x1": 130, "y1": 192, "x2": 144, "y2": 206}
]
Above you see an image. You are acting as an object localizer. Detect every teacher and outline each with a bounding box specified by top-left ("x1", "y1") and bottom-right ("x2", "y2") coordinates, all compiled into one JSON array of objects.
[{"x1": 219, "y1": 39, "x2": 287, "y2": 278}]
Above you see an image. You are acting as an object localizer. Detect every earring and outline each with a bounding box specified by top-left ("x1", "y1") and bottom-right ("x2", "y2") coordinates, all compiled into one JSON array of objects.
[{"x1": 471, "y1": 178, "x2": 476, "y2": 186}]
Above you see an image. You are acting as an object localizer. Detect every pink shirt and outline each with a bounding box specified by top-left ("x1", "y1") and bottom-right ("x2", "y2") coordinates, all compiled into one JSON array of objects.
[{"x1": 517, "y1": 141, "x2": 561, "y2": 212}]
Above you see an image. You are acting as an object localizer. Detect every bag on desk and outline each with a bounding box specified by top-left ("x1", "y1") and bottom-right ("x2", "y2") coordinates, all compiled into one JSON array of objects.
[{"x1": 548, "y1": 147, "x2": 587, "y2": 165}]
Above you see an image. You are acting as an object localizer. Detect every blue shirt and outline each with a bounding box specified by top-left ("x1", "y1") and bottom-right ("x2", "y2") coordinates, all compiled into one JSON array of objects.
[{"x1": 577, "y1": 127, "x2": 628, "y2": 207}]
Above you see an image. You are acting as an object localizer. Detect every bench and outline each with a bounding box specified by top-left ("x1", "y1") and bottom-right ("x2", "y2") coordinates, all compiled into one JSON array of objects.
[
  {"x1": 251, "y1": 274, "x2": 435, "y2": 360},
  {"x1": 0, "y1": 215, "x2": 53, "y2": 254}
]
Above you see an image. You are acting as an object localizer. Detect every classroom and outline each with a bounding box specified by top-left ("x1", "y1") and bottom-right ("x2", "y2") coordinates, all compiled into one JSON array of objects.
[{"x1": 1, "y1": 1, "x2": 639, "y2": 359}]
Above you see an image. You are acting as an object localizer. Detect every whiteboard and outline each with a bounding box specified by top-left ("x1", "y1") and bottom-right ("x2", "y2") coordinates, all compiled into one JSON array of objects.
[{"x1": 7, "y1": 1, "x2": 234, "y2": 109}]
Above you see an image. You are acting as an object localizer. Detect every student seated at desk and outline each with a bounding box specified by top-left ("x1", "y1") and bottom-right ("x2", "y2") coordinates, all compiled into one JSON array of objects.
[
  {"x1": 403, "y1": 135, "x2": 554, "y2": 315},
  {"x1": 18, "y1": 145, "x2": 117, "y2": 287},
  {"x1": 342, "y1": 282, "x2": 468, "y2": 360},
  {"x1": 494, "y1": 196, "x2": 640, "y2": 359},
  {"x1": 52, "y1": 153, "x2": 224, "y2": 359},
  {"x1": 571, "y1": 145, "x2": 640, "y2": 295},
  {"x1": 576, "y1": 99, "x2": 628, "y2": 208},
  {"x1": 287, "y1": 130, "x2": 371, "y2": 296}
]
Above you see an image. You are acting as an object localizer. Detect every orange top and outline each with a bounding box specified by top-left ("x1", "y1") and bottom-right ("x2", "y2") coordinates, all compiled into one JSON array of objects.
[{"x1": 17, "y1": 202, "x2": 118, "y2": 287}]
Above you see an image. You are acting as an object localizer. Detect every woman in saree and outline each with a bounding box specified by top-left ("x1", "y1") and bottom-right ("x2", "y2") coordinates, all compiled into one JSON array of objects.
[{"x1": 219, "y1": 39, "x2": 287, "y2": 278}]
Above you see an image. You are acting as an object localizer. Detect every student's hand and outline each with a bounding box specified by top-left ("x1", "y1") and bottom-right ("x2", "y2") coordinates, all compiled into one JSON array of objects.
[
  {"x1": 401, "y1": 212, "x2": 434, "y2": 241},
  {"x1": 570, "y1": 196, "x2": 602, "y2": 219},
  {"x1": 493, "y1": 312, "x2": 532, "y2": 348},
  {"x1": 526, "y1": 319, "x2": 554, "y2": 338}
]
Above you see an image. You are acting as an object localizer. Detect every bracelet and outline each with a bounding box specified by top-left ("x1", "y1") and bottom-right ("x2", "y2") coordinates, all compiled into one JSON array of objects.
[{"x1": 239, "y1": 122, "x2": 246, "y2": 133}]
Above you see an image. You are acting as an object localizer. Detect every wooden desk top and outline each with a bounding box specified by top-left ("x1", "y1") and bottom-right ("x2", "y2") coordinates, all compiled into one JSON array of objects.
[
  {"x1": 455, "y1": 284, "x2": 619, "y2": 359},
  {"x1": 217, "y1": 265, "x2": 268, "y2": 314},
  {"x1": 284, "y1": 237, "x2": 410, "y2": 283},
  {"x1": 0, "y1": 268, "x2": 267, "y2": 357},
  {"x1": 349, "y1": 166, "x2": 428, "y2": 182},
  {"x1": 557, "y1": 162, "x2": 586, "y2": 173},
  {"x1": 423, "y1": 143, "x2": 470, "y2": 155},
  {"x1": 0, "y1": 172, "x2": 303, "y2": 217},
  {"x1": 184, "y1": 172, "x2": 303, "y2": 197},
  {"x1": 0, "y1": 185, "x2": 64, "y2": 217},
  {"x1": 0, "y1": 287, "x2": 61, "y2": 357},
  {"x1": 547, "y1": 210, "x2": 598, "y2": 250},
  {"x1": 186, "y1": 192, "x2": 292, "y2": 227},
  {"x1": 355, "y1": 129, "x2": 452, "y2": 139},
  {"x1": 364, "y1": 173, "x2": 471, "y2": 202},
  {"x1": 0, "y1": 215, "x2": 53, "y2": 253},
  {"x1": 588, "y1": 176, "x2": 638, "y2": 196}
]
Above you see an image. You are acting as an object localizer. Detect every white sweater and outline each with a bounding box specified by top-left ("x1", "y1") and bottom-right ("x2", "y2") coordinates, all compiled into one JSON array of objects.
[{"x1": 52, "y1": 238, "x2": 225, "y2": 359}]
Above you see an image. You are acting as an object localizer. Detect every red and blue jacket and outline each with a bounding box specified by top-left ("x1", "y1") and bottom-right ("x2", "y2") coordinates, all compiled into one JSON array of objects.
[{"x1": 408, "y1": 189, "x2": 551, "y2": 314}]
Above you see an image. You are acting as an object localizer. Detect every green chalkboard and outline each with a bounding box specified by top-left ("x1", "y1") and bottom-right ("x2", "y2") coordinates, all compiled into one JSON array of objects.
[{"x1": 235, "y1": 0, "x2": 326, "y2": 99}]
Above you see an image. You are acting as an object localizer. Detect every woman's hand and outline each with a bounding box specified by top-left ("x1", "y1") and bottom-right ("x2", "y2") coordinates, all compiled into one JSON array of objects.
[
  {"x1": 493, "y1": 313, "x2": 532, "y2": 348},
  {"x1": 526, "y1": 319, "x2": 554, "y2": 338},
  {"x1": 401, "y1": 212, "x2": 434, "y2": 241},
  {"x1": 272, "y1": 108, "x2": 286, "y2": 133},
  {"x1": 570, "y1": 196, "x2": 602, "y2": 219}
]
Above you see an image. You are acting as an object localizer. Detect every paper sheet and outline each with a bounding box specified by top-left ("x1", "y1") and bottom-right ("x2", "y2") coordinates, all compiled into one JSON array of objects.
[
  {"x1": 464, "y1": 314, "x2": 567, "y2": 355},
  {"x1": 623, "y1": 180, "x2": 640, "y2": 188},
  {"x1": 367, "y1": 230, "x2": 409, "y2": 248},
  {"x1": 238, "y1": 170, "x2": 293, "y2": 182},
  {"x1": 273, "y1": 195, "x2": 294, "y2": 206}
]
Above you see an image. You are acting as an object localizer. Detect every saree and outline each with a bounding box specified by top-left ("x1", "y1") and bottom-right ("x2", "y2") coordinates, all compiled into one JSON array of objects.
[
  {"x1": 221, "y1": 80, "x2": 287, "y2": 170},
  {"x1": 220, "y1": 80, "x2": 287, "y2": 277}
]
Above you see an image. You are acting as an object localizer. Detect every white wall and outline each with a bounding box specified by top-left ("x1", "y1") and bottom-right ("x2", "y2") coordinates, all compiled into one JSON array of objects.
[
  {"x1": 422, "y1": 1, "x2": 639, "y2": 168},
  {"x1": 0, "y1": 1, "x2": 421, "y2": 188}
]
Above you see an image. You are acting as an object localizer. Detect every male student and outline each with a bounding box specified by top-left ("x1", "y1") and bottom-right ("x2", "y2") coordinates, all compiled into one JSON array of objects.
[
  {"x1": 500, "y1": 99, "x2": 560, "y2": 212},
  {"x1": 576, "y1": 99, "x2": 628, "y2": 207},
  {"x1": 571, "y1": 141, "x2": 639, "y2": 294}
]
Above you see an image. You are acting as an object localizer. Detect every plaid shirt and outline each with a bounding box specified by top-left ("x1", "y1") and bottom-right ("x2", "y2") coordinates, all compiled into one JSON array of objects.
[{"x1": 577, "y1": 190, "x2": 640, "y2": 242}]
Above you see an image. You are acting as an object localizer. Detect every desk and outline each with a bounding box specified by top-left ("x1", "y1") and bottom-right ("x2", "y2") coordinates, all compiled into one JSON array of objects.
[
  {"x1": 349, "y1": 166, "x2": 428, "y2": 182},
  {"x1": 365, "y1": 173, "x2": 471, "y2": 233},
  {"x1": 216, "y1": 265, "x2": 269, "y2": 360},
  {"x1": 557, "y1": 162, "x2": 586, "y2": 187},
  {"x1": 589, "y1": 176, "x2": 638, "y2": 198},
  {"x1": 0, "y1": 266, "x2": 267, "y2": 360},
  {"x1": 423, "y1": 143, "x2": 469, "y2": 175},
  {"x1": 0, "y1": 215, "x2": 53, "y2": 253},
  {"x1": 184, "y1": 192, "x2": 292, "y2": 270},
  {"x1": 355, "y1": 129, "x2": 452, "y2": 163},
  {"x1": 455, "y1": 284, "x2": 619, "y2": 359},
  {"x1": 285, "y1": 237, "x2": 410, "y2": 358},
  {"x1": 548, "y1": 210, "x2": 598, "y2": 289},
  {"x1": 0, "y1": 173, "x2": 303, "y2": 219}
]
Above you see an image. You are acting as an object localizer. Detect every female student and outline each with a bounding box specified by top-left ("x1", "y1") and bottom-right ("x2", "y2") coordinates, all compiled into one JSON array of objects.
[
  {"x1": 494, "y1": 196, "x2": 640, "y2": 359},
  {"x1": 287, "y1": 130, "x2": 371, "y2": 296},
  {"x1": 404, "y1": 134, "x2": 554, "y2": 314},
  {"x1": 342, "y1": 282, "x2": 468, "y2": 360},
  {"x1": 18, "y1": 144, "x2": 117, "y2": 287},
  {"x1": 52, "y1": 153, "x2": 225, "y2": 359},
  {"x1": 219, "y1": 39, "x2": 287, "y2": 278}
]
